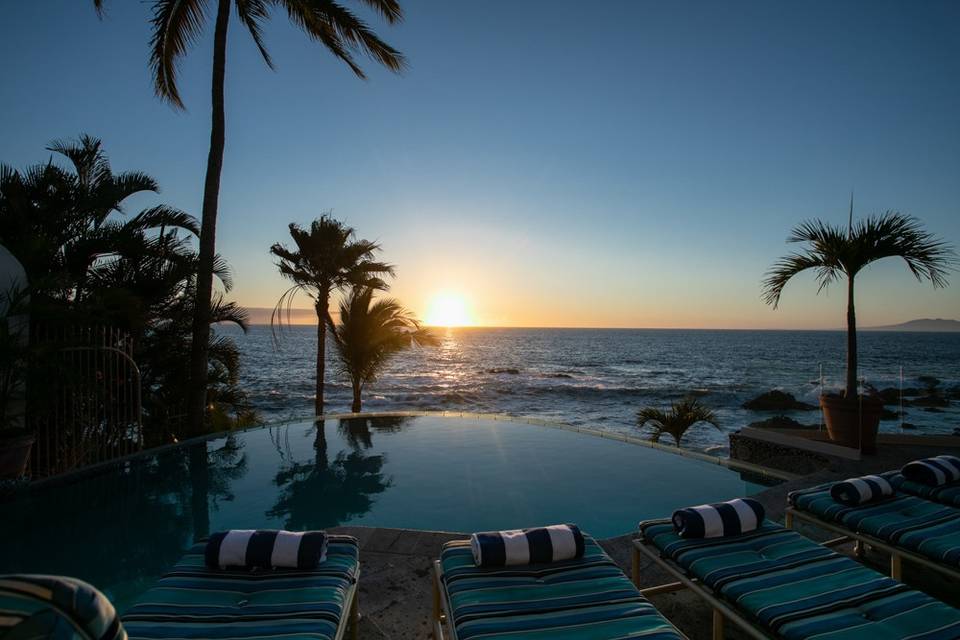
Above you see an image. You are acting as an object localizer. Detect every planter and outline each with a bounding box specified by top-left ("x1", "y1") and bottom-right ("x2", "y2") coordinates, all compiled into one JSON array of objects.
[
  {"x1": 820, "y1": 394, "x2": 883, "y2": 453},
  {"x1": 0, "y1": 433, "x2": 34, "y2": 479}
]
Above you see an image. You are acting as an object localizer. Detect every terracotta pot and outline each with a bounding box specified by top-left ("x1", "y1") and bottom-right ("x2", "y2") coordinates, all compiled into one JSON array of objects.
[
  {"x1": 0, "y1": 433, "x2": 34, "y2": 479},
  {"x1": 820, "y1": 394, "x2": 883, "y2": 453}
]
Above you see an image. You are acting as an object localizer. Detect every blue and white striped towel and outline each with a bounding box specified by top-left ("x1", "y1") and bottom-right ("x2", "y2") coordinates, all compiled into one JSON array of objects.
[
  {"x1": 204, "y1": 530, "x2": 328, "y2": 570},
  {"x1": 470, "y1": 524, "x2": 585, "y2": 567},
  {"x1": 829, "y1": 474, "x2": 894, "y2": 505},
  {"x1": 671, "y1": 498, "x2": 765, "y2": 538},
  {"x1": 902, "y1": 455, "x2": 960, "y2": 487}
]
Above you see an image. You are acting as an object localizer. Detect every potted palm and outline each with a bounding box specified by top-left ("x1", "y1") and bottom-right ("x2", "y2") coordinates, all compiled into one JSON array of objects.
[{"x1": 762, "y1": 211, "x2": 955, "y2": 451}]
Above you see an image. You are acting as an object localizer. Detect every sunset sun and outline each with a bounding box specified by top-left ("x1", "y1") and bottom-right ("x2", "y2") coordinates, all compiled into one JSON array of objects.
[{"x1": 425, "y1": 293, "x2": 472, "y2": 327}]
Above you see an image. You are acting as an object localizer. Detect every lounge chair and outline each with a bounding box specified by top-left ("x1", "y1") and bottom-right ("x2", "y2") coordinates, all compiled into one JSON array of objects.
[
  {"x1": 432, "y1": 533, "x2": 687, "y2": 640},
  {"x1": 786, "y1": 481, "x2": 960, "y2": 581},
  {"x1": 121, "y1": 534, "x2": 360, "y2": 640},
  {"x1": 635, "y1": 518, "x2": 960, "y2": 640},
  {"x1": 0, "y1": 574, "x2": 127, "y2": 640}
]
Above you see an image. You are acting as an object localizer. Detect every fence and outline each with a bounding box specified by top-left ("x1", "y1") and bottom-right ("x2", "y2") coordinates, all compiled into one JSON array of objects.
[{"x1": 29, "y1": 323, "x2": 143, "y2": 477}]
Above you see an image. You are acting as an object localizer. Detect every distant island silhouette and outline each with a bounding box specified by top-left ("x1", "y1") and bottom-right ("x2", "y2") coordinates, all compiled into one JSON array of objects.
[{"x1": 862, "y1": 318, "x2": 960, "y2": 332}]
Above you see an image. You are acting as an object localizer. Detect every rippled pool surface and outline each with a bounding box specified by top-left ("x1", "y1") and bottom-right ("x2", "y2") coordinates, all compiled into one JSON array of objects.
[{"x1": 0, "y1": 415, "x2": 770, "y2": 611}]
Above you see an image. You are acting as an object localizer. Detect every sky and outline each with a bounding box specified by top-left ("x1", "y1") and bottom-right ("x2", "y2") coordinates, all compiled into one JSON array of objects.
[{"x1": 2, "y1": 1, "x2": 958, "y2": 329}]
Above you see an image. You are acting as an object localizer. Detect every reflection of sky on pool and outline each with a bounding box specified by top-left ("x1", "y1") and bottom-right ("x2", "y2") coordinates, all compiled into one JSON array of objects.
[{"x1": 1, "y1": 415, "x2": 769, "y2": 610}]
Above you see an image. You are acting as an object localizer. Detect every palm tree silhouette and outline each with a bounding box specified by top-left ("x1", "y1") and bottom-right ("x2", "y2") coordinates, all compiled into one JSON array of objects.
[
  {"x1": 637, "y1": 397, "x2": 720, "y2": 447},
  {"x1": 270, "y1": 216, "x2": 394, "y2": 414},
  {"x1": 330, "y1": 287, "x2": 437, "y2": 412},
  {"x1": 763, "y1": 211, "x2": 954, "y2": 398},
  {"x1": 92, "y1": 0, "x2": 406, "y2": 435}
]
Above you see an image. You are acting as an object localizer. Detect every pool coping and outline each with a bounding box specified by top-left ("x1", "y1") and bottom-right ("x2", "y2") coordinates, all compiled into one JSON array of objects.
[{"x1": 15, "y1": 410, "x2": 799, "y2": 494}]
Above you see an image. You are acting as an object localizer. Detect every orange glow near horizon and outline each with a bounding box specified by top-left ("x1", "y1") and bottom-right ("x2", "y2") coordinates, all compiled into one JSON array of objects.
[{"x1": 424, "y1": 292, "x2": 473, "y2": 327}]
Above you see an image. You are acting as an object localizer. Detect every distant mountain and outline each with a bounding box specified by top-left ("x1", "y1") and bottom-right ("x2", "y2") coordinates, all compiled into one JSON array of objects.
[
  {"x1": 243, "y1": 307, "x2": 317, "y2": 325},
  {"x1": 862, "y1": 318, "x2": 960, "y2": 332}
]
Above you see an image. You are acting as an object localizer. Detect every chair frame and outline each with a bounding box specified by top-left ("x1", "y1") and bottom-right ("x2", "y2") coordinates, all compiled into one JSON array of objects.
[
  {"x1": 337, "y1": 567, "x2": 361, "y2": 640},
  {"x1": 632, "y1": 520, "x2": 774, "y2": 640},
  {"x1": 784, "y1": 506, "x2": 960, "y2": 583}
]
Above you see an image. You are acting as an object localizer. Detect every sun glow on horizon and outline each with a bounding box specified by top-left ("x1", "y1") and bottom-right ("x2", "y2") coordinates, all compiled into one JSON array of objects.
[{"x1": 425, "y1": 292, "x2": 473, "y2": 327}]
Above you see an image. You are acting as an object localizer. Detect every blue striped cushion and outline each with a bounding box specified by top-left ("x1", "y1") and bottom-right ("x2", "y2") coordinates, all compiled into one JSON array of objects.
[
  {"x1": 642, "y1": 521, "x2": 960, "y2": 640},
  {"x1": 440, "y1": 535, "x2": 683, "y2": 640},
  {"x1": 791, "y1": 481, "x2": 960, "y2": 567},
  {"x1": 122, "y1": 535, "x2": 358, "y2": 639},
  {"x1": 0, "y1": 574, "x2": 126, "y2": 640}
]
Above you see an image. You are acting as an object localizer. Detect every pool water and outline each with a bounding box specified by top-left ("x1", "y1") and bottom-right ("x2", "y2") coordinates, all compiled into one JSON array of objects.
[{"x1": 0, "y1": 414, "x2": 771, "y2": 611}]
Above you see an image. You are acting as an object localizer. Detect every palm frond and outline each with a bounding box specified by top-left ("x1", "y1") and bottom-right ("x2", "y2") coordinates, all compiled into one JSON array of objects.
[
  {"x1": 149, "y1": 0, "x2": 210, "y2": 109},
  {"x1": 236, "y1": 0, "x2": 275, "y2": 68},
  {"x1": 636, "y1": 397, "x2": 719, "y2": 447}
]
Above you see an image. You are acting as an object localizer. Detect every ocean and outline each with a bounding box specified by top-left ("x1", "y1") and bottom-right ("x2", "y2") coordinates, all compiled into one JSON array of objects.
[{"x1": 218, "y1": 325, "x2": 960, "y2": 452}]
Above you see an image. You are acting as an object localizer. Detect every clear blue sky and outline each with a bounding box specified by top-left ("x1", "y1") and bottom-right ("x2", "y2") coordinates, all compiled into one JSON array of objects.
[{"x1": 2, "y1": 1, "x2": 958, "y2": 328}]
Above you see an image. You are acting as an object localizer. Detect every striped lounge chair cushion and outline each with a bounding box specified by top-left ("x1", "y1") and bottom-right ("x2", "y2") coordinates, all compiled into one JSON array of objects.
[
  {"x1": 0, "y1": 574, "x2": 126, "y2": 640},
  {"x1": 439, "y1": 535, "x2": 684, "y2": 640},
  {"x1": 122, "y1": 535, "x2": 359, "y2": 639},
  {"x1": 641, "y1": 521, "x2": 960, "y2": 640},
  {"x1": 888, "y1": 471, "x2": 960, "y2": 508},
  {"x1": 790, "y1": 482, "x2": 960, "y2": 567}
]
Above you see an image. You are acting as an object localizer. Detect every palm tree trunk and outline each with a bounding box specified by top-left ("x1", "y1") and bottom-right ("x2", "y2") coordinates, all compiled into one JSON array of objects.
[
  {"x1": 314, "y1": 292, "x2": 329, "y2": 415},
  {"x1": 186, "y1": 0, "x2": 231, "y2": 437},
  {"x1": 845, "y1": 275, "x2": 858, "y2": 398},
  {"x1": 351, "y1": 380, "x2": 362, "y2": 413}
]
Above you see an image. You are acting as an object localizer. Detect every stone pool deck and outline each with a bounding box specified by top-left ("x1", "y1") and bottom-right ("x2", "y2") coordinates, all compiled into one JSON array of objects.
[{"x1": 335, "y1": 439, "x2": 960, "y2": 639}]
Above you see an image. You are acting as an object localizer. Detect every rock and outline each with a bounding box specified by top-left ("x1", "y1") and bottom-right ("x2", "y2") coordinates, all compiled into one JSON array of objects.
[
  {"x1": 917, "y1": 375, "x2": 941, "y2": 391},
  {"x1": 902, "y1": 387, "x2": 923, "y2": 397},
  {"x1": 747, "y1": 415, "x2": 816, "y2": 430},
  {"x1": 880, "y1": 408, "x2": 901, "y2": 421},
  {"x1": 742, "y1": 390, "x2": 817, "y2": 411},
  {"x1": 922, "y1": 407, "x2": 944, "y2": 413},
  {"x1": 875, "y1": 387, "x2": 902, "y2": 405},
  {"x1": 485, "y1": 368, "x2": 520, "y2": 375},
  {"x1": 910, "y1": 395, "x2": 950, "y2": 408},
  {"x1": 546, "y1": 373, "x2": 573, "y2": 379},
  {"x1": 901, "y1": 422, "x2": 917, "y2": 430}
]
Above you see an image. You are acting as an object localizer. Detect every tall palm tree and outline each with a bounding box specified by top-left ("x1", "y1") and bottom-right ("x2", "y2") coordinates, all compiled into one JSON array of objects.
[
  {"x1": 762, "y1": 211, "x2": 955, "y2": 399},
  {"x1": 330, "y1": 287, "x2": 436, "y2": 413},
  {"x1": 270, "y1": 216, "x2": 394, "y2": 414},
  {"x1": 637, "y1": 397, "x2": 720, "y2": 447},
  {"x1": 93, "y1": 0, "x2": 406, "y2": 436}
]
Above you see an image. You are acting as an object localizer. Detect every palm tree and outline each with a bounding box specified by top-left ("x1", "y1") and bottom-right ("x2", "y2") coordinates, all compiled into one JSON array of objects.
[
  {"x1": 330, "y1": 287, "x2": 437, "y2": 413},
  {"x1": 762, "y1": 210, "x2": 955, "y2": 399},
  {"x1": 270, "y1": 216, "x2": 395, "y2": 414},
  {"x1": 93, "y1": 0, "x2": 406, "y2": 436},
  {"x1": 637, "y1": 397, "x2": 720, "y2": 447}
]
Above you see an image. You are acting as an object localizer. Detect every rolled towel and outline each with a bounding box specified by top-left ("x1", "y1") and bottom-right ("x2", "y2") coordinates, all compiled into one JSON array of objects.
[
  {"x1": 204, "y1": 530, "x2": 327, "y2": 570},
  {"x1": 902, "y1": 456, "x2": 960, "y2": 487},
  {"x1": 672, "y1": 498, "x2": 765, "y2": 538},
  {"x1": 829, "y1": 475, "x2": 894, "y2": 506},
  {"x1": 470, "y1": 524, "x2": 585, "y2": 567}
]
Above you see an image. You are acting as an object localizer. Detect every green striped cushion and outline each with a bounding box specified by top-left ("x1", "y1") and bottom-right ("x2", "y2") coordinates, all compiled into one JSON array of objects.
[
  {"x1": 642, "y1": 521, "x2": 960, "y2": 640},
  {"x1": 122, "y1": 535, "x2": 358, "y2": 639},
  {"x1": 0, "y1": 574, "x2": 126, "y2": 640},
  {"x1": 439, "y1": 535, "x2": 683, "y2": 640},
  {"x1": 791, "y1": 482, "x2": 960, "y2": 567},
  {"x1": 890, "y1": 471, "x2": 960, "y2": 508}
]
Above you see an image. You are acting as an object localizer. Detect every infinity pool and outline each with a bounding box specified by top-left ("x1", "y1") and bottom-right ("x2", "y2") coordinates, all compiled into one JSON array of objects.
[{"x1": 0, "y1": 414, "x2": 773, "y2": 610}]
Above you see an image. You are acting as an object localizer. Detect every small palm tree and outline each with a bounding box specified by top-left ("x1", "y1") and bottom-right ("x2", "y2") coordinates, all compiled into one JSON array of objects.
[
  {"x1": 94, "y1": 0, "x2": 406, "y2": 435},
  {"x1": 762, "y1": 211, "x2": 955, "y2": 399},
  {"x1": 637, "y1": 397, "x2": 720, "y2": 447},
  {"x1": 270, "y1": 216, "x2": 394, "y2": 414},
  {"x1": 329, "y1": 287, "x2": 437, "y2": 413}
]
